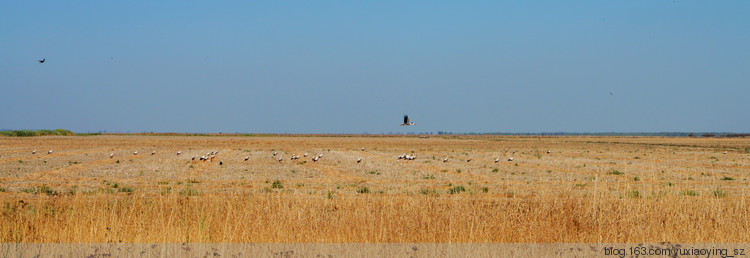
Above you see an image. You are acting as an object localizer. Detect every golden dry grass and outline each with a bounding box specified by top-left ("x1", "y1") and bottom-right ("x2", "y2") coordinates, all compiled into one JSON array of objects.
[{"x1": 1, "y1": 135, "x2": 749, "y2": 243}]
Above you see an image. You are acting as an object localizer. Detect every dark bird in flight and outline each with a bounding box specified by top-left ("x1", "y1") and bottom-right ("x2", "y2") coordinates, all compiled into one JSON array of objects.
[
  {"x1": 38, "y1": 58, "x2": 45, "y2": 63},
  {"x1": 400, "y1": 115, "x2": 415, "y2": 126}
]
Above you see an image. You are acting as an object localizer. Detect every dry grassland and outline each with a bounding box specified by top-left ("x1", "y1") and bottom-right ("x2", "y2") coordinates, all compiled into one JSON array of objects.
[{"x1": 1, "y1": 135, "x2": 749, "y2": 243}]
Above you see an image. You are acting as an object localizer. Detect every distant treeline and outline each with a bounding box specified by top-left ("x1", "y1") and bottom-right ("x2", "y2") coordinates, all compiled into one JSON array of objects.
[
  {"x1": 0, "y1": 129, "x2": 74, "y2": 137},
  {"x1": 433, "y1": 131, "x2": 749, "y2": 137}
]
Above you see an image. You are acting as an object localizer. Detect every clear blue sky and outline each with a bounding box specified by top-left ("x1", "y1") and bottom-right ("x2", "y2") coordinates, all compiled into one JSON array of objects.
[{"x1": 2, "y1": 1, "x2": 748, "y2": 134}]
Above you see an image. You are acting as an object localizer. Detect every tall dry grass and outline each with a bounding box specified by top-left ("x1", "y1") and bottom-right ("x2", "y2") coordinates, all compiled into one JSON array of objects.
[{"x1": 2, "y1": 192, "x2": 748, "y2": 243}]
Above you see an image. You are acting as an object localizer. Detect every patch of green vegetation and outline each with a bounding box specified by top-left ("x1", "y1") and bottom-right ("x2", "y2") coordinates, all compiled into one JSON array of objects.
[
  {"x1": 492, "y1": 168, "x2": 499, "y2": 173},
  {"x1": 481, "y1": 187, "x2": 489, "y2": 193},
  {"x1": 448, "y1": 185, "x2": 466, "y2": 194},
  {"x1": 187, "y1": 179, "x2": 200, "y2": 184},
  {"x1": 682, "y1": 190, "x2": 699, "y2": 196},
  {"x1": 575, "y1": 183, "x2": 587, "y2": 187},
  {"x1": 356, "y1": 187, "x2": 370, "y2": 194},
  {"x1": 119, "y1": 187, "x2": 134, "y2": 193},
  {"x1": 368, "y1": 171, "x2": 380, "y2": 175},
  {"x1": 721, "y1": 176, "x2": 735, "y2": 181},
  {"x1": 608, "y1": 169, "x2": 623, "y2": 175},
  {"x1": 327, "y1": 191, "x2": 334, "y2": 199},
  {"x1": 0, "y1": 187, "x2": 6, "y2": 192},
  {"x1": 21, "y1": 185, "x2": 57, "y2": 196},
  {"x1": 419, "y1": 189, "x2": 440, "y2": 196},
  {"x1": 633, "y1": 156, "x2": 640, "y2": 159},
  {"x1": 272, "y1": 180, "x2": 283, "y2": 189},
  {"x1": 422, "y1": 174, "x2": 435, "y2": 179},
  {"x1": 115, "y1": 160, "x2": 120, "y2": 164},
  {"x1": 455, "y1": 169, "x2": 461, "y2": 173},
  {"x1": 17, "y1": 160, "x2": 23, "y2": 164},
  {"x1": 633, "y1": 176, "x2": 640, "y2": 181},
  {"x1": 161, "y1": 187, "x2": 172, "y2": 195},
  {"x1": 713, "y1": 189, "x2": 727, "y2": 198},
  {"x1": 0, "y1": 129, "x2": 74, "y2": 137},
  {"x1": 157, "y1": 181, "x2": 169, "y2": 185}
]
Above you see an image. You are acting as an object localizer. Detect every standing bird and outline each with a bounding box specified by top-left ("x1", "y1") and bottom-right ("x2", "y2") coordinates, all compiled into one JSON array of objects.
[
  {"x1": 177, "y1": 151, "x2": 181, "y2": 155},
  {"x1": 443, "y1": 158, "x2": 448, "y2": 163},
  {"x1": 466, "y1": 159, "x2": 472, "y2": 163},
  {"x1": 278, "y1": 157, "x2": 283, "y2": 163},
  {"x1": 133, "y1": 151, "x2": 138, "y2": 155},
  {"x1": 273, "y1": 152, "x2": 278, "y2": 156},
  {"x1": 38, "y1": 58, "x2": 45, "y2": 63},
  {"x1": 192, "y1": 156, "x2": 196, "y2": 161},
  {"x1": 495, "y1": 158, "x2": 500, "y2": 163},
  {"x1": 400, "y1": 115, "x2": 416, "y2": 126},
  {"x1": 303, "y1": 153, "x2": 308, "y2": 157},
  {"x1": 508, "y1": 157, "x2": 514, "y2": 162},
  {"x1": 357, "y1": 157, "x2": 362, "y2": 163},
  {"x1": 110, "y1": 153, "x2": 114, "y2": 159},
  {"x1": 244, "y1": 156, "x2": 249, "y2": 161},
  {"x1": 313, "y1": 156, "x2": 319, "y2": 162},
  {"x1": 32, "y1": 150, "x2": 37, "y2": 154},
  {"x1": 151, "y1": 151, "x2": 156, "y2": 155},
  {"x1": 547, "y1": 150, "x2": 551, "y2": 154},
  {"x1": 361, "y1": 148, "x2": 365, "y2": 151},
  {"x1": 219, "y1": 161, "x2": 223, "y2": 166},
  {"x1": 48, "y1": 150, "x2": 53, "y2": 154}
]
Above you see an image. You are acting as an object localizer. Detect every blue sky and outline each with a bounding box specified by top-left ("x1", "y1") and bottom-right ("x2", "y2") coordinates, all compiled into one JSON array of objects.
[{"x1": 2, "y1": 1, "x2": 748, "y2": 133}]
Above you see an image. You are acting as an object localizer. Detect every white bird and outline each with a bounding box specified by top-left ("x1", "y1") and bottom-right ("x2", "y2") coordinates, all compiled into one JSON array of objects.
[
  {"x1": 495, "y1": 158, "x2": 500, "y2": 163},
  {"x1": 361, "y1": 148, "x2": 365, "y2": 151},
  {"x1": 547, "y1": 150, "x2": 551, "y2": 154},
  {"x1": 400, "y1": 115, "x2": 416, "y2": 126},
  {"x1": 32, "y1": 150, "x2": 37, "y2": 154},
  {"x1": 133, "y1": 151, "x2": 138, "y2": 155},
  {"x1": 273, "y1": 152, "x2": 278, "y2": 156},
  {"x1": 723, "y1": 151, "x2": 728, "y2": 154},
  {"x1": 313, "y1": 156, "x2": 319, "y2": 162},
  {"x1": 303, "y1": 153, "x2": 308, "y2": 157},
  {"x1": 192, "y1": 156, "x2": 196, "y2": 160},
  {"x1": 318, "y1": 154, "x2": 323, "y2": 158},
  {"x1": 443, "y1": 158, "x2": 448, "y2": 163},
  {"x1": 508, "y1": 157, "x2": 514, "y2": 161},
  {"x1": 244, "y1": 156, "x2": 249, "y2": 161},
  {"x1": 151, "y1": 151, "x2": 156, "y2": 155},
  {"x1": 110, "y1": 153, "x2": 114, "y2": 159},
  {"x1": 177, "y1": 151, "x2": 181, "y2": 155},
  {"x1": 357, "y1": 157, "x2": 362, "y2": 163},
  {"x1": 278, "y1": 157, "x2": 283, "y2": 163},
  {"x1": 48, "y1": 150, "x2": 53, "y2": 154}
]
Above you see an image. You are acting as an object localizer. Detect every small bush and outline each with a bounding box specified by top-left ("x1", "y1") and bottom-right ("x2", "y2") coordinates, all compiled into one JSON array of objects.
[
  {"x1": 721, "y1": 176, "x2": 734, "y2": 181},
  {"x1": 491, "y1": 168, "x2": 499, "y2": 173},
  {"x1": 422, "y1": 174, "x2": 435, "y2": 179},
  {"x1": 448, "y1": 185, "x2": 466, "y2": 194},
  {"x1": 356, "y1": 187, "x2": 370, "y2": 194},
  {"x1": 608, "y1": 169, "x2": 623, "y2": 175},
  {"x1": 119, "y1": 187, "x2": 134, "y2": 193},
  {"x1": 272, "y1": 180, "x2": 283, "y2": 189}
]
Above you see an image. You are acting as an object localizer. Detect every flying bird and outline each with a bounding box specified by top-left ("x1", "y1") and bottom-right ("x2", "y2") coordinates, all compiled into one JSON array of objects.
[
  {"x1": 38, "y1": 58, "x2": 45, "y2": 63},
  {"x1": 400, "y1": 115, "x2": 415, "y2": 126}
]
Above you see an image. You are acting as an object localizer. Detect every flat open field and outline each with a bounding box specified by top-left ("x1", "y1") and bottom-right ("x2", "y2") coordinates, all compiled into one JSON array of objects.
[{"x1": 1, "y1": 135, "x2": 749, "y2": 243}]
